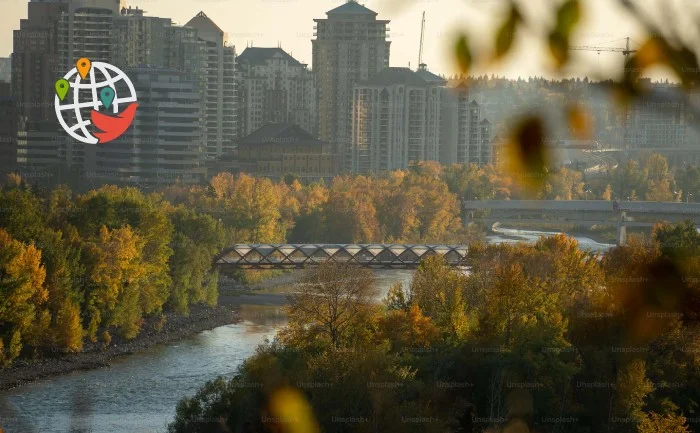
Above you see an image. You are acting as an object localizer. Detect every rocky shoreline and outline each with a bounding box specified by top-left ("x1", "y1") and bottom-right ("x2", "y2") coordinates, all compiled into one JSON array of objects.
[{"x1": 0, "y1": 304, "x2": 239, "y2": 391}]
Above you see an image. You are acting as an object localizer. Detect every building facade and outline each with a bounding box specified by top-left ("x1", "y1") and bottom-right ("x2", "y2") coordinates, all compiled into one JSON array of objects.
[
  {"x1": 236, "y1": 47, "x2": 316, "y2": 138},
  {"x1": 351, "y1": 67, "x2": 443, "y2": 173},
  {"x1": 440, "y1": 83, "x2": 493, "y2": 166},
  {"x1": 58, "y1": 0, "x2": 122, "y2": 71},
  {"x1": 622, "y1": 82, "x2": 698, "y2": 166},
  {"x1": 12, "y1": 2, "x2": 224, "y2": 185},
  {"x1": 0, "y1": 58, "x2": 11, "y2": 84},
  {"x1": 238, "y1": 123, "x2": 339, "y2": 180},
  {"x1": 185, "y1": 11, "x2": 236, "y2": 159},
  {"x1": 12, "y1": 1, "x2": 65, "y2": 123},
  {"x1": 313, "y1": 0, "x2": 390, "y2": 170},
  {"x1": 0, "y1": 83, "x2": 17, "y2": 175},
  {"x1": 84, "y1": 69, "x2": 205, "y2": 185}
]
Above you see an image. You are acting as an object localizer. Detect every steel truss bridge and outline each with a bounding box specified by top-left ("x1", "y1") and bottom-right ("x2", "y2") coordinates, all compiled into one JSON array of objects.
[{"x1": 214, "y1": 244, "x2": 469, "y2": 269}]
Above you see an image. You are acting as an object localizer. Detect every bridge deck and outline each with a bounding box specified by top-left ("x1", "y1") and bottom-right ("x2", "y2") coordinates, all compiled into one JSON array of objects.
[
  {"x1": 214, "y1": 244, "x2": 469, "y2": 269},
  {"x1": 462, "y1": 200, "x2": 700, "y2": 214}
]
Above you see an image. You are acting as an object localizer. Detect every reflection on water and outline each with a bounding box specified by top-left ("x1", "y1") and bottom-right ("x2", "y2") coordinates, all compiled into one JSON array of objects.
[{"x1": 0, "y1": 229, "x2": 612, "y2": 433}]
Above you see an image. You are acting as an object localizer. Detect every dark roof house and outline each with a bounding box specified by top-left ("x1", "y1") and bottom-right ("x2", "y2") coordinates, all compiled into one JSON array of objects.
[
  {"x1": 326, "y1": 1, "x2": 378, "y2": 16},
  {"x1": 185, "y1": 11, "x2": 224, "y2": 36},
  {"x1": 364, "y1": 67, "x2": 429, "y2": 87},
  {"x1": 237, "y1": 47, "x2": 303, "y2": 67},
  {"x1": 239, "y1": 123, "x2": 323, "y2": 146}
]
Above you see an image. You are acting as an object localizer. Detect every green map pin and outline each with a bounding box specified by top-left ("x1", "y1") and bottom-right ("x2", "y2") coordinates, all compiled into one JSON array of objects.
[
  {"x1": 100, "y1": 87, "x2": 115, "y2": 109},
  {"x1": 55, "y1": 79, "x2": 69, "y2": 101}
]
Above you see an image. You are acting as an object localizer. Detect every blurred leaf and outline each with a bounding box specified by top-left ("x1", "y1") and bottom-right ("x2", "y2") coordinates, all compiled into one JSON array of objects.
[
  {"x1": 503, "y1": 116, "x2": 550, "y2": 196},
  {"x1": 455, "y1": 34, "x2": 472, "y2": 74},
  {"x1": 548, "y1": 30, "x2": 569, "y2": 68},
  {"x1": 567, "y1": 103, "x2": 593, "y2": 140},
  {"x1": 666, "y1": 45, "x2": 700, "y2": 89},
  {"x1": 548, "y1": 0, "x2": 581, "y2": 68},
  {"x1": 268, "y1": 387, "x2": 320, "y2": 433},
  {"x1": 494, "y1": 3, "x2": 520, "y2": 60},
  {"x1": 632, "y1": 37, "x2": 700, "y2": 89},
  {"x1": 555, "y1": 0, "x2": 581, "y2": 34},
  {"x1": 635, "y1": 37, "x2": 666, "y2": 69}
]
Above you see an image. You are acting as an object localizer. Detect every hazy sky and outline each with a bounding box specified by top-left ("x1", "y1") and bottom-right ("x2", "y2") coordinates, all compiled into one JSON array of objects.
[{"x1": 2, "y1": 0, "x2": 697, "y2": 80}]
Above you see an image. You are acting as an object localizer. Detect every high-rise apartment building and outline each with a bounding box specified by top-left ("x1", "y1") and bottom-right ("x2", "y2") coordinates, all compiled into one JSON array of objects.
[
  {"x1": 351, "y1": 67, "x2": 443, "y2": 173},
  {"x1": 113, "y1": 6, "x2": 170, "y2": 68},
  {"x1": 12, "y1": 1, "x2": 220, "y2": 185},
  {"x1": 12, "y1": 0, "x2": 66, "y2": 122},
  {"x1": 0, "y1": 83, "x2": 17, "y2": 175},
  {"x1": 185, "y1": 12, "x2": 236, "y2": 159},
  {"x1": 236, "y1": 47, "x2": 316, "y2": 138},
  {"x1": 83, "y1": 69, "x2": 205, "y2": 185},
  {"x1": 12, "y1": 0, "x2": 67, "y2": 178},
  {"x1": 0, "y1": 58, "x2": 11, "y2": 84},
  {"x1": 313, "y1": 0, "x2": 390, "y2": 169},
  {"x1": 58, "y1": 0, "x2": 123, "y2": 71},
  {"x1": 440, "y1": 83, "x2": 493, "y2": 166},
  {"x1": 623, "y1": 82, "x2": 692, "y2": 165}
]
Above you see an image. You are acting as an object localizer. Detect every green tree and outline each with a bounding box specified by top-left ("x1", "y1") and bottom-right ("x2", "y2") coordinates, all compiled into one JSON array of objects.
[{"x1": 168, "y1": 206, "x2": 225, "y2": 314}]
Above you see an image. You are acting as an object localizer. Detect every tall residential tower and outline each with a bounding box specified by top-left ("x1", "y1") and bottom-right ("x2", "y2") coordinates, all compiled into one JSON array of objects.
[
  {"x1": 185, "y1": 12, "x2": 236, "y2": 159},
  {"x1": 236, "y1": 47, "x2": 316, "y2": 137},
  {"x1": 312, "y1": 0, "x2": 390, "y2": 170}
]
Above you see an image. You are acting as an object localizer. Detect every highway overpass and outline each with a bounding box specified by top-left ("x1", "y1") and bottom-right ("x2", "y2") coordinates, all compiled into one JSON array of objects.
[{"x1": 462, "y1": 200, "x2": 700, "y2": 245}]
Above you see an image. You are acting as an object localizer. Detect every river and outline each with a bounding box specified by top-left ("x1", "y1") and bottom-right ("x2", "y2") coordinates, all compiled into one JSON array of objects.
[{"x1": 0, "y1": 229, "x2": 612, "y2": 433}]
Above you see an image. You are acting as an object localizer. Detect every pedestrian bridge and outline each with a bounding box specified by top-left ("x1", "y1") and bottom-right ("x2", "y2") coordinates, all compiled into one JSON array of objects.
[{"x1": 214, "y1": 244, "x2": 469, "y2": 269}]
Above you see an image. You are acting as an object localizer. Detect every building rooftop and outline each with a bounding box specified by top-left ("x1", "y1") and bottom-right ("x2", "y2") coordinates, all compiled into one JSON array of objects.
[
  {"x1": 185, "y1": 11, "x2": 224, "y2": 36},
  {"x1": 239, "y1": 123, "x2": 323, "y2": 146},
  {"x1": 327, "y1": 1, "x2": 378, "y2": 16},
  {"x1": 237, "y1": 47, "x2": 302, "y2": 67},
  {"x1": 364, "y1": 67, "x2": 429, "y2": 87},
  {"x1": 415, "y1": 64, "x2": 446, "y2": 85}
]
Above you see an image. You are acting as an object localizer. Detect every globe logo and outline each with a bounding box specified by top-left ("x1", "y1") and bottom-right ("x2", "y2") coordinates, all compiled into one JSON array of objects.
[{"x1": 55, "y1": 58, "x2": 138, "y2": 145}]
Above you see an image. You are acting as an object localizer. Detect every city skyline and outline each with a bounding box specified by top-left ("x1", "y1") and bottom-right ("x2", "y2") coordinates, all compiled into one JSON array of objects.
[{"x1": 1, "y1": 0, "x2": 691, "y2": 82}]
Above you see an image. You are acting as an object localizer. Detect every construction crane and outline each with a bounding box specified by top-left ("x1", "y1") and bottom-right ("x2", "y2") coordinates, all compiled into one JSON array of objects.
[
  {"x1": 570, "y1": 37, "x2": 637, "y2": 62},
  {"x1": 570, "y1": 37, "x2": 638, "y2": 164},
  {"x1": 418, "y1": 11, "x2": 426, "y2": 68}
]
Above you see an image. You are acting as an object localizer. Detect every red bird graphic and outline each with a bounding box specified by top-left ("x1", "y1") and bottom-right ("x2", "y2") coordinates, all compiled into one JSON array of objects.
[{"x1": 90, "y1": 103, "x2": 138, "y2": 144}]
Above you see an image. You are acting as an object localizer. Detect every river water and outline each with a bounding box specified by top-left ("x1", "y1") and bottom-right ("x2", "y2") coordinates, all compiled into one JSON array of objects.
[{"x1": 0, "y1": 230, "x2": 611, "y2": 433}]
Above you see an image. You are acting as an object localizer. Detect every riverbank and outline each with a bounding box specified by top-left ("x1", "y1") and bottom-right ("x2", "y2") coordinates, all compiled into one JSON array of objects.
[{"x1": 0, "y1": 304, "x2": 239, "y2": 391}]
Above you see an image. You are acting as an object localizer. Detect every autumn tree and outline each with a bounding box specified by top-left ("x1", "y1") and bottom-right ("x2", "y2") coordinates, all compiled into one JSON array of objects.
[
  {"x1": 324, "y1": 176, "x2": 380, "y2": 243},
  {"x1": 282, "y1": 262, "x2": 378, "y2": 349},
  {"x1": 402, "y1": 256, "x2": 470, "y2": 341},
  {"x1": 0, "y1": 229, "x2": 49, "y2": 365},
  {"x1": 638, "y1": 411, "x2": 691, "y2": 433},
  {"x1": 84, "y1": 225, "x2": 146, "y2": 340},
  {"x1": 210, "y1": 173, "x2": 286, "y2": 243}
]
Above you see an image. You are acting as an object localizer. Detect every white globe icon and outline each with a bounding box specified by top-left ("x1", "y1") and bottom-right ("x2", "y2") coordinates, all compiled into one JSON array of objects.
[{"x1": 55, "y1": 61, "x2": 138, "y2": 145}]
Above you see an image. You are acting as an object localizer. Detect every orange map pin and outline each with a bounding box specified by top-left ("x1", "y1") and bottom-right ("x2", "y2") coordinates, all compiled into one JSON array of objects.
[{"x1": 76, "y1": 58, "x2": 91, "y2": 79}]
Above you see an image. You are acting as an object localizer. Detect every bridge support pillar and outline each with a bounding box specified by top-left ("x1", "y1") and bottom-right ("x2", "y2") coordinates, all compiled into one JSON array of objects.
[
  {"x1": 616, "y1": 211, "x2": 627, "y2": 246},
  {"x1": 463, "y1": 211, "x2": 475, "y2": 229}
]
